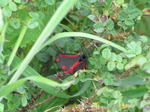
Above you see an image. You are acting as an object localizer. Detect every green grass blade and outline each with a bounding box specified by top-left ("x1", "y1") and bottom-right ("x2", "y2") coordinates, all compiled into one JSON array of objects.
[
  {"x1": 7, "y1": 25, "x2": 27, "y2": 66},
  {"x1": 40, "y1": 32, "x2": 127, "y2": 52},
  {"x1": 0, "y1": 76, "x2": 71, "y2": 97},
  {"x1": 8, "y1": 0, "x2": 77, "y2": 84}
]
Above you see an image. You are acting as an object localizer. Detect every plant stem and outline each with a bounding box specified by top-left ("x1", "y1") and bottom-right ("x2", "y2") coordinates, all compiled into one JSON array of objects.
[
  {"x1": 8, "y1": 0, "x2": 77, "y2": 84},
  {"x1": 7, "y1": 25, "x2": 27, "y2": 66},
  {"x1": 40, "y1": 32, "x2": 127, "y2": 52},
  {"x1": 0, "y1": 23, "x2": 7, "y2": 55}
]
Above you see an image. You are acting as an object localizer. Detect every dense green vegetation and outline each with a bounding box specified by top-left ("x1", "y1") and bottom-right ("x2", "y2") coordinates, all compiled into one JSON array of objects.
[{"x1": 0, "y1": 0, "x2": 150, "y2": 111}]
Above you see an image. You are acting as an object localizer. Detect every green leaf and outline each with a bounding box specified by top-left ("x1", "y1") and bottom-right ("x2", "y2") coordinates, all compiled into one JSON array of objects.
[
  {"x1": 29, "y1": 12, "x2": 39, "y2": 19},
  {"x1": 107, "y1": 61, "x2": 116, "y2": 71},
  {"x1": 45, "y1": 0, "x2": 55, "y2": 5},
  {"x1": 27, "y1": 19, "x2": 39, "y2": 29},
  {"x1": 2, "y1": 6, "x2": 12, "y2": 17},
  {"x1": 47, "y1": 47, "x2": 57, "y2": 56},
  {"x1": 93, "y1": 21, "x2": 103, "y2": 27},
  {"x1": 116, "y1": 55, "x2": 122, "y2": 63},
  {"x1": 93, "y1": 21, "x2": 104, "y2": 33},
  {"x1": 139, "y1": 36, "x2": 148, "y2": 43},
  {"x1": 21, "y1": 0, "x2": 28, "y2": 4},
  {"x1": 117, "y1": 21, "x2": 123, "y2": 27},
  {"x1": 112, "y1": 91, "x2": 122, "y2": 99},
  {"x1": 135, "y1": 46, "x2": 142, "y2": 55},
  {"x1": 10, "y1": 18, "x2": 20, "y2": 29},
  {"x1": 88, "y1": 15, "x2": 98, "y2": 22},
  {"x1": 128, "y1": 0, "x2": 135, "y2": 9},
  {"x1": 87, "y1": 0, "x2": 97, "y2": 3},
  {"x1": 0, "y1": 0, "x2": 9, "y2": 7},
  {"x1": 104, "y1": 19, "x2": 114, "y2": 30},
  {"x1": 88, "y1": 57, "x2": 94, "y2": 65},
  {"x1": 14, "y1": 0, "x2": 21, "y2": 3},
  {"x1": 21, "y1": 95, "x2": 27, "y2": 107},
  {"x1": 137, "y1": 56, "x2": 147, "y2": 67},
  {"x1": 116, "y1": 63, "x2": 124, "y2": 70},
  {"x1": 118, "y1": 11, "x2": 128, "y2": 21},
  {"x1": 0, "y1": 103, "x2": 4, "y2": 112},
  {"x1": 16, "y1": 86, "x2": 25, "y2": 94},
  {"x1": 120, "y1": 76, "x2": 146, "y2": 86},
  {"x1": 125, "y1": 50, "x2": 136, "y2": 58},
  {"x1": 129, "y1": 9, "x2": 140, "y2": 19},
  {"x1": 9, "y1": 2, "x2": 17, "y2": 11},
  {"x1": 110, "y1": 53, "x2": 117, "y2": 61},
  {"x1": 125, "y1": 18, "x2": 134, "y2": 26},
  {"x1": 125, "y1": 55, "x2": 141, "y2": 70},
  {"x1": 122, "y1": 86, "x2": 147, "y2": 98},
  {"x1": 103, "y1": 78, "x2": 113, "y2": 85},
  {"x1": 116, "y1": 0, "x2": 124, "y2": 5},
  {"x1": 141, "y1": 62, "x2": 150, "y2": 73},
  {"x1": 102, "y1": 48, "x2": 111, "y2": 59},
  {"x1": 36, "y1": 52, "x2": 49, "y2": 62},
  {"x1": 94, "y1": 27, "x2": 104, "y2": 33}
]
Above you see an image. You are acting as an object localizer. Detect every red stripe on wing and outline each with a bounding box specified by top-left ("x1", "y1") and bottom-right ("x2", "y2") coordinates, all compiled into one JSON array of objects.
[{"x1": 59, "y1": 54, "x2": 79, "y2": 57}]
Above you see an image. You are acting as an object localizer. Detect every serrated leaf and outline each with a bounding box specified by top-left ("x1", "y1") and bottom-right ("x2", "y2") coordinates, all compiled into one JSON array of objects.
[
  {"x1": 104, "y1": 19, "x2": 114, "y2": 30},
  {"x1": 116, "y1": 63, "x2": 124, "y2": 70},
  {"x1": 125, "y1": 18, "x2": 134, "y2": 26},
  {"x1": 118, "y1": 11, "x2": 127, "y2": 21},
  {"x1": 9, "y1": 2, "x2": 17, "y2": 11},
  {"x1": 129, "y1": 9, "x2": 140, "y2": 19},
  {"x1": 94, "y1": 21, "x2": 103, "y2": 28},
  {"x1": 128, "y1": 0, "x2": 135, "y2": 9},
  {"x1": 21, "y1": 95, "x2": 27, "y2": 107},
  {"x1": 107, "y1": 61, "x2": 116, "y2": 71},
  {"x1": 102, "y1": 48, "x2": 111, "y2": 59},
  {"x1": 45, "y1": 0, "x2": 55, "y2": 5},
  {"x1": 2, "y1": 6, "x2": 12, "y2": 17}
]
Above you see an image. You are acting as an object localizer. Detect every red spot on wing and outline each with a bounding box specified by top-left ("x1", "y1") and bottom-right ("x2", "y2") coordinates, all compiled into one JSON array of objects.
[
  {"x1": 61, "y1": 65, "x2": 66, "y2": 70},
  {"x1": 56, "y1": 58, "x2": 59, "y2": 62}
]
